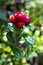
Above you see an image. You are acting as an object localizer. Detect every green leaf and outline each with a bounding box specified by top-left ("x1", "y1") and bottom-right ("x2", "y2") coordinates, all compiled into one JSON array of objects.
[
  {"x1": 13, "y1": 48, "x2": 23, "y2": 59},
  {"x1": 25, "y1": 36, "x2": 36, "y2": 45},
  {"x1": 19, "y1": 37, "x2": 25, "y2": 44},
  {"x1": 3, "y1": 32, "x2": 8, "y2": 42},
  {"x1": 26, "y1": 24, "x2": 35, "y2": 31},
  {"x1": 20, "y1": 34, "x2": 36, "y2": 45},
  {"x1": 0, "y1": 57, "x2": 5, "y2": 65},
  {"x1": 3, "y1": 31, "x2": 14, "y2": 46},
  {"x1": 27, "y1": 44, "x2": 32, "y2": 52},
  {"x1": 22, "y1": 41, "x2": 29, "y2": 46},
  {"x1": 0, "y1": 48, "x2": 3, "y2": 54},
  {"x1": 25, "y1": 10, "x2": 29, "y2": 16},
  {"x1": 6, "y1": 32, "x2": 14, "y2": 43},
  {"x1": 34, "y1": 30, "x2": 40, "y2": 36},
  {"x1": 26, "y1": 52, "x2": 38, "y2": 60},
  {"x1": 7, "y1": 23, "x2": 14, "y2": 32},
  {"x1": 23, "y1": 27, "x2": 29, "y2": 33},
  {"x1": 0, "y1": 44, "x2": 5, "y2": 54}
]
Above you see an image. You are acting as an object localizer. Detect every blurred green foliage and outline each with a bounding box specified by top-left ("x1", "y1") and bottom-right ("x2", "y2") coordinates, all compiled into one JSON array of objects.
[{"x1": 0, "y1": 0, "x2": 43, "y2": 65}]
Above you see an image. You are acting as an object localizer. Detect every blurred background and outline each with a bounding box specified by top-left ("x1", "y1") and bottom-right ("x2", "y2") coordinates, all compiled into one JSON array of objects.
[{"x1": 0, "y1": 0, "x2": 43, "y2": 65}]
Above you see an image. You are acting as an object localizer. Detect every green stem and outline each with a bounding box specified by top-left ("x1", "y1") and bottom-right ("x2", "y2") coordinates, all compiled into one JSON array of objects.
[{"x1": 10, "y1": 56, "x2": 15, "y2": 65}]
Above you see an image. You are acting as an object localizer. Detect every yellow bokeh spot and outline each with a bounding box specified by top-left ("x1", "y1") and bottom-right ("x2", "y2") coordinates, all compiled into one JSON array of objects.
[
  {"x1": 11, "y1": 51, "x2": 14, "y2": 55},
  {"x1": 22, "y1": 57, "x2": 26, "y2": 63},
  {"x1": 4, "y1": 46, "x2": 11, "y2": 52},
  {"x1": 2, "y1": 53, "x2": 7, "y2": 58}
]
